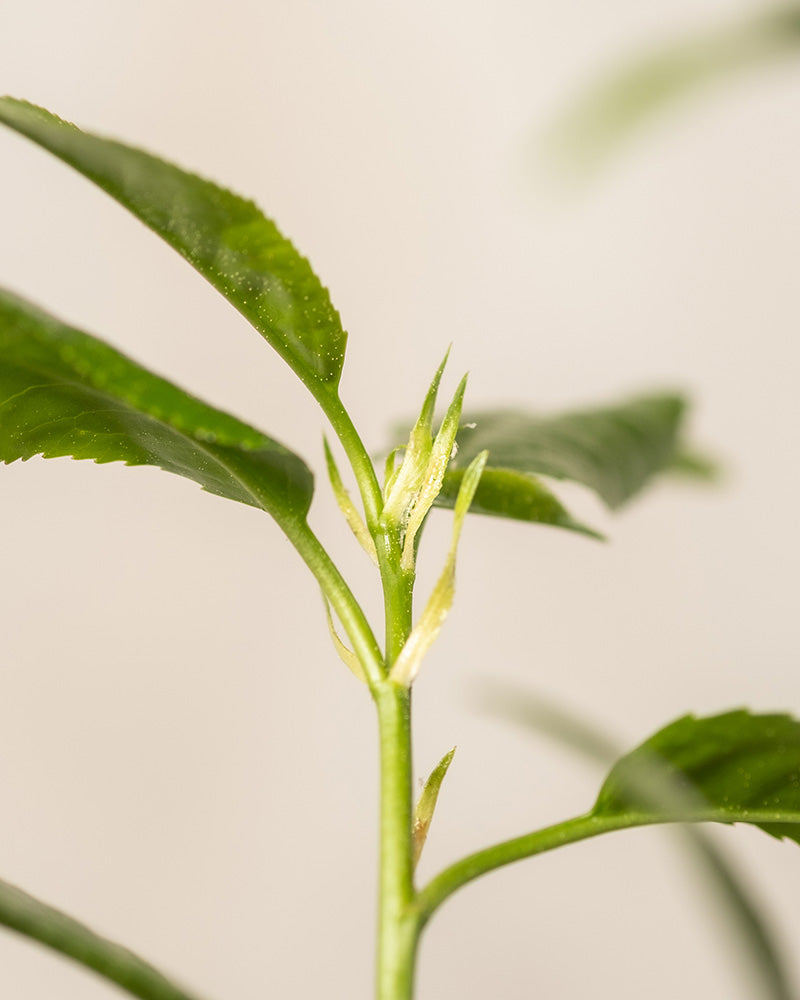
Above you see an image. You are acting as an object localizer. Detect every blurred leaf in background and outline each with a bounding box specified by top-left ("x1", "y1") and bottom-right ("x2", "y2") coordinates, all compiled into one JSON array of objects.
[{"x1": 546, "y1": 4, "x2": 800, "y2": 175}]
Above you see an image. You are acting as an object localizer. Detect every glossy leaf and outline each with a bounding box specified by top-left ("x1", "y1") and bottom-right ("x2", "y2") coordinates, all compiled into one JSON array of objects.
[
  {"x1": 0, "y1": 288, "x2": 313, "y2": 524},
  {"x1": 594, "y1": 710, "x2": 800, "y2": 844},
  {"x1": 0, "y1": 875, "x2": 202, "y2": 1000},
  {"x1": 0, "y1": 97, "x2": 346, "y2": 393}
]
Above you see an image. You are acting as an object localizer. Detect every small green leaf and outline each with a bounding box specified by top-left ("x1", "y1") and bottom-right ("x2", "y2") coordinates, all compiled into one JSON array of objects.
[
  {"x1": 594, "y1": 710, "x2": 800, "y2": 844},
  {"x1": 0, "y1": 97, "x2": 347, "y2": 394},
  {"x1": 0, "y1": 288, "x2": 313, "y2": 525},
  {"x1": 0, "y1": 875, "x2": 202, "y2": 1000},
  {"x1": 414, "y1": 747, "x2": 456, "y2": 867}
]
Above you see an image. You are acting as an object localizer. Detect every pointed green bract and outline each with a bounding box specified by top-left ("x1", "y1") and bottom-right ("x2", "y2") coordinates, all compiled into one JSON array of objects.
[
  {"x1": 322, "y1": 595, "x2": 367, "y2": 683},
  {"x1": 0, "y1": 288, "x2": 313, "y2": 523},
  {"x1": 323, "y1": 437, "x2": 377, "y2": 563},
  {"x1": 594, "y1": 711, "x2": 800, "y2": 845},
  {"x1": 382, "y1": 350, "x2": 450, "y2": 524},
  {"x1": 0, "y1": 98, "x2": 347, "y2": 393},
  {"x1": 400, "y1": 374, "x2": 468, "y2": 568},
  {"x1": 413, "y1": 747, "x2": 456, "y2": 867}
]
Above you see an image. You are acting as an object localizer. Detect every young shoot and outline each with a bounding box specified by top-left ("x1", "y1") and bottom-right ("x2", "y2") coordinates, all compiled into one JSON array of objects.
[{"x1": 0, "y1": 97, "x2": 798, "y2": 1000}]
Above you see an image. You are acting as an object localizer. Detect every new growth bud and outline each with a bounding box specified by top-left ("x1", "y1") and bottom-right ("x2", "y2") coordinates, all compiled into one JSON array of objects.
[
  {"x1": 381, "y1": 349, "x2": 450, "y2": 530},
  {"x1": 389, "y1": 450, "x2": 488, "y2": 687},
  {"x1": 400, "y1": 375, "x2": 467, "y2": 572},
  {"x1": 381, "y1": 350, "x2": 472, "y2": 576}
]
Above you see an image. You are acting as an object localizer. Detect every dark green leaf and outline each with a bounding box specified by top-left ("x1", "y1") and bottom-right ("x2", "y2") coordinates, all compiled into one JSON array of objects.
[
  {"x1": 594, "y1": 710, "x2": 800, "y2": 845},
  {"x1": 448, "y1": 394, "x2": 686, "y2": 510},
  {"x1": 0, "y1": 288, "x2": 313, "y2": 524},
  {"x1": 0, "y1": 97, "x2": 346, "y2": 393},
  {"x1": 437, "y1": 466, "x2": 602, "y2": 538},
  {"x1": 667, "y1": 444, "x2": 720, "y2": 481},
  {"x1": 420, "y1": 392, "x2": 689, "y2": 534},
  {"x1": 0, "y1": 875, "x2": 203, "y2": 1000}
]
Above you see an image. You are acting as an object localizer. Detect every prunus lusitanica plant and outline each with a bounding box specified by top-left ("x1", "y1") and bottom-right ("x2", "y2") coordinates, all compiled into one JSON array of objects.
[{"x1": 1, "y1": 99, "x2": 798, "y2": 1000}]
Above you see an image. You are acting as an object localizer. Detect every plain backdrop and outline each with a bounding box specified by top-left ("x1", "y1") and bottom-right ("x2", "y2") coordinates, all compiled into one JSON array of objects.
[{"x1": 1, "y1": 2, "x2": 799, "y2": 998}]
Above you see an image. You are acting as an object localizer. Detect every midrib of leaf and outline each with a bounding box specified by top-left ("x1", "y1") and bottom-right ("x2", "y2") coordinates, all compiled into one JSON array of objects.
[{"x1": 610, "y1": 807, "x2": 800, "y2": 827}]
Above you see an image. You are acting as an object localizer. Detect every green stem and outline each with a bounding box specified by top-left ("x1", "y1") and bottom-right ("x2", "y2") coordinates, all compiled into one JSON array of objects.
[
  {"x1": 376, "y1": 531, "x2": 415, "y2": 667},
  {"x1": 318, "y1": 387, "x2": 384, "y2": 531},
  {"x1": 372, "y1": 520, "x2": 420, "y2": 999},
  {"x1": 283, "y1": 517, "x2": 385, "y2": 687},
  {"x1": 416, "y1": 812, "x2": 646, "y2": 924},
  {"x1": 374, "y1": 683, "x2": 420, "y2": 1000}
]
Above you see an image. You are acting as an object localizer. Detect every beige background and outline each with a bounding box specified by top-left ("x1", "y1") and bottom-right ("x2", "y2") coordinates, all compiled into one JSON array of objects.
[{"x1": 1, "y1": 1, "x2": 799, "y2": 997}]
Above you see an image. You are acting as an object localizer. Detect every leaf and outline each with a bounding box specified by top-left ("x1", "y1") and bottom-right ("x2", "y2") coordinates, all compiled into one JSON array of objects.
[
  {"x1": 478, "y1": 683, "x2": 794, "y2": 1000},
  {"x1": 437, "y1": 466, "x2": 602, "y2": 538},
  {"x1": 0, "y1": 287, "x2": 313, "y2": 525},
  {"x1": 594, "y1": 710, "x2": 800, "y2": 845},
  {"x1": 424, "y1": 392, "x2": 688, "y2": 535},
  {"x1": 0, "y1": 97, "x2": 346, "y2": 394},
  {"x1": 547, "y1": 5, "x2": 800, "y2": 173},
  {"x1": 0, "y1": 875, "x2": 203, "y2": 1000},
  {"x1": 451, "y1": 394, "x2": 686, "y2": 509}
]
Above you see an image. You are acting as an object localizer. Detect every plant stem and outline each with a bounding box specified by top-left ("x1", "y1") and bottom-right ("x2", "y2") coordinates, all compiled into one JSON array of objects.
[
  {"x1": 318, "y1": 387, "x2": 384, "y2": 531},
  {"x1": 374, "y1": 683, "x2": 420, "y2": 1000},
  {"x1": 415, "y1": 812, "x2": 648, "y2": 924},
  {"x1": 373, "y1": 522, "x2": 420, "y2": 999},
  {"x1": 283, "y1": 517, "x2": 385, "y2": 686}
]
